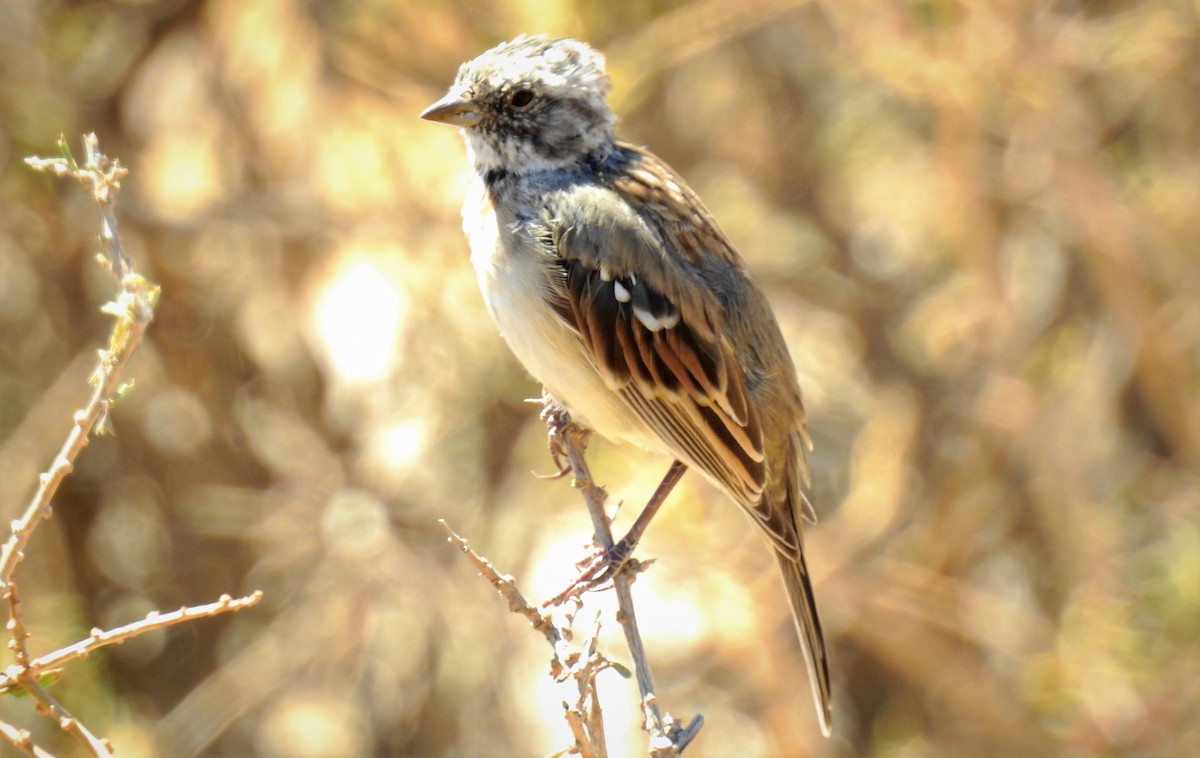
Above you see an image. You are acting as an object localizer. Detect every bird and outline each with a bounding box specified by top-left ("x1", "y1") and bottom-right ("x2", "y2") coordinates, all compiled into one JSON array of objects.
[{"x1": 421, "y1": 35, "x2": 832, "y2": 736}]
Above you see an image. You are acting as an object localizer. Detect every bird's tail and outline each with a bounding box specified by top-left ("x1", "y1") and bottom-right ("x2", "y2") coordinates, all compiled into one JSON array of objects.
[{"x1": 775, "y1": 545, "x2": 833, "y2": 737}]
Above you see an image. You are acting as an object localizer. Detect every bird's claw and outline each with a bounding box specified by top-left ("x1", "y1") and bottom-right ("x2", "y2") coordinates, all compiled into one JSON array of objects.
[
  {"x1": 541, "y1": 538, "x2": 646, "y2": 608},
  {"x1": 538, "y1": 417, "x2": 573, "y2": 479},
  {"x1": 531, "y1": 392, "x2": 592, "y2": 479},
  {"x1": 533, "y1": 460, "x2": 573, "y2": 480}
]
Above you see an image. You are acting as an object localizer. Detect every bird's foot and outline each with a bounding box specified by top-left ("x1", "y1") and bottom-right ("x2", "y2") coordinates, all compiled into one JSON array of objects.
[
  {"x1": 529, "y1": 392, "x2": 591, "y2": 479},
  {"x1": 542, "y1": 536, "x2": 651, "y2": 608}
]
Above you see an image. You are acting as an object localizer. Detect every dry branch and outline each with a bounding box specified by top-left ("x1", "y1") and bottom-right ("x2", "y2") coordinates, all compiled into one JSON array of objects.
[
  {"x1": 441, "y1": 519, "x2": 610, "y2": 754},
  {"x1": 444, "y1": 397, "x2": 703, "y2": 756},
  {"x1": 4, "y1": 134, "x2": 263, "y2": 756},
  {"x1": 544, "y1": 408, "x2": 703, "y2": 756}
]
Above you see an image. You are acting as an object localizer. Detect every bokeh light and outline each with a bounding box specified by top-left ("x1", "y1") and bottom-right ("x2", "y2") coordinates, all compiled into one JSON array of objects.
[{"x1": 0, "y1": 1, "x2": 1197, "y2": 755}]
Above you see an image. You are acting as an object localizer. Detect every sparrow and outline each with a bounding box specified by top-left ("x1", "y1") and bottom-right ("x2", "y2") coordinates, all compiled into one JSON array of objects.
[{"x1": 421, "y1": 35, "x2": 832, "y2": 736}]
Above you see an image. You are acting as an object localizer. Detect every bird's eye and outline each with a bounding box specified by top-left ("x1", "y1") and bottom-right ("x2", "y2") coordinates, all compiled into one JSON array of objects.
[{"x1": 509, "y1": 89, "x2": 535, "y2": 109}]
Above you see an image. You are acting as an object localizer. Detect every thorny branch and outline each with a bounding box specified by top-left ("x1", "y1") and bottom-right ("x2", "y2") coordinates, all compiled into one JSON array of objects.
[
  {"x1": 444, "y1": 395, "x2": 703, "y2": 756},
  {"x1": 543, "y1": 403, "x2": 703, "y2": 757},
  {"x1": 441, "y1": 521, "x2": 614, "y2": 754},
  {"x1": 6, "y1": 135, "x2": 152, "y2": 588},
  {"x1": 439, "y1": 521, "x2": 564, "y2": 649},
  {"x1": 0, "y1": 134, "x2": 262, "y2": 756},
  {"x1": 5, "y1": 581, "x2": 111, "y2": 755},
  {"x1": 0, "y1": 718, "x2": 55, "y2": 758},
  {"x1": 0, "y1": 592, "x2": 264, "y2": 693}
]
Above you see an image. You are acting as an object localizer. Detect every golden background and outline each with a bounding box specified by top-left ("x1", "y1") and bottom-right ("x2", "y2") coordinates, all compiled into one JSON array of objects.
[{"x1": 0, "y1": 0, "x2": 1197, "y2": 755}]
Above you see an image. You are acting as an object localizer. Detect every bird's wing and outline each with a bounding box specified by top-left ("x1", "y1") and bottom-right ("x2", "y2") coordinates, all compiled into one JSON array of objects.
[
  {"x1": 539, "y1": 147, "x2": 826, "y2": 731},
  {"x1": 538, "y1": 153, "x2": 781, "y2": 529}
]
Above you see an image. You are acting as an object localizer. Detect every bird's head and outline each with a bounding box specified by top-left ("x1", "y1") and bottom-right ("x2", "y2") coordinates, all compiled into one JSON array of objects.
[{"x1": 421, "y1": 35, "x2": 616, "y2": 173}]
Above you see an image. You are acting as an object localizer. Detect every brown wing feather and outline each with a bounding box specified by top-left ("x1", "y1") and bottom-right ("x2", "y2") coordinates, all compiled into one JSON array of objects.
[
  {"x1": 538, "y1": 142, "x2": 827, "y2": 733},
  {"x1": 542, "y1": 186, "x2": 766, "y2": 506}
]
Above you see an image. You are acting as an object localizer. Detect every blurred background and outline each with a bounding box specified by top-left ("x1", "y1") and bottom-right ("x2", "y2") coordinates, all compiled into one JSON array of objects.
[{"x1": 0, "y1": 0, "x2": 1197, "y2": 755}]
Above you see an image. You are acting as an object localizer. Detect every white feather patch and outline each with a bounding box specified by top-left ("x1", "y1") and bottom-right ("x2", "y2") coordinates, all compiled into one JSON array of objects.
[
  {"x1": 633, "y1": 306, "x2": 679, "y2": 331},
  {"x1": 613, "y1": 280, "x2": 631, "y2": 303}
]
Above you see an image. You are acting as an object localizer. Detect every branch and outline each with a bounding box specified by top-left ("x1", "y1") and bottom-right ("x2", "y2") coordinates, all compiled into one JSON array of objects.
[
  {"x1": 0, "y1": 592, "x2": 264, "y2": 693},
  {"x1": 439, "y1": 521, "x2": 561, "y2": 647},
  {"x1": 443, "y1": 400, "x2": 705, "y2": 754},
  {"x1": 441, "y1": 521, "x2": 610, "y2": 755},
  {"x1": 0, "y1": 719, "x2": 55, "y2": 758},
  {"x1": 25, "y1": 679, "x2": 112, "y2": 756},
  {"x1": 6, "y1": 135, "x2": 157, "y2": 588},
  {"x1": 5, "y1": 581, "x2": 111, "y2": 755},
  {"x1": 10, "y1": 134, "x2": 262, "y2": 756},
  {"x1": 25, "y1": 133, "x2": 132, "y2": 277},
  {"x1": 546, "y1": 412, "x2": 703, "y2": 756},
  {"x1": 571, "y1": 610, "x2": 610, "y2": 757}
]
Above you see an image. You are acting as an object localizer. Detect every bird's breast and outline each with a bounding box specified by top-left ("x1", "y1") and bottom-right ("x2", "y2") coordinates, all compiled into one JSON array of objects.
[{"x1": 461, "y1": 176, "x2": 662, "y2": 452}]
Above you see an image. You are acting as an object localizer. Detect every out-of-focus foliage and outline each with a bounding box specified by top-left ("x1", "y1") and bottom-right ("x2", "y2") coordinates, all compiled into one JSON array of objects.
[{"x1": 0, "y1": 0, "x2": 1196, "y2": 755}]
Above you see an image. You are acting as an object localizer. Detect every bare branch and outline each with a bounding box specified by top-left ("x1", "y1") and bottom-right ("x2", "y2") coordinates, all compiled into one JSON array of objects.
[
  {"x1": 25, "y1": 133, "x2": 131, "y2": 277},
  {"x1": 4, "y1": 580, "x2": 111, "y2": 755},
  {"x1": 11, "y1": 134, "x2": 263, "y2": 755},
  {"x1": 564, "y1": 707, "x2": 597, "y2": 758},
  {"x1": 572, "y1": 611, "x2": 609, "y2": 756},
  {"x1": 546, "y1": 410, "x2": 703, "y2": 755},
  {"x1": 0, "y1": 719, "x2": 54, "y2": 758},
  {"x1": 4, "y1": 136, "x2": 158, "y2": 588},
  {"x1": 439, "y1": 521, "x2": 561, "y2": 647},
  {"x1": 26, "y1": 677, "x2": 112, "y2": 756},
  {"x1": 4, "y1": 582, "x2": 31, "y2": 669},
  {"x1": 448, "y1": 395, "x2": 703, "y2": 754},
  {"x1": 0, "y1": 592, "x2": 263, "y2": 693},
  {"x1": 441, "y1": 520, "x2": 609, "y2": 755}
]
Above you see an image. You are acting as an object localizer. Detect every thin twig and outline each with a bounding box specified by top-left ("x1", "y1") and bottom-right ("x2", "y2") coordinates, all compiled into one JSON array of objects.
[
  {"x1": 445, "y1": 398, "x2": 700, "y2": 754},
  {"x1": 5, "y1": 135, "x2": 155, "y2": 589},
  {"x1": 25, "y1": 134, "x2": 131, "y2": 277},
  {"x1": 9, "y1": 134, "x2": 261, "y2": 756},
  {"x1": 574, "y1": 611, "x2": 609, "y2": 756},
  {"x1": 0, "y1": 719, "x2": 54, "y2": 758},
  {"x1": 439, "y1": 521, "x2": 561, "y2": 647},
  {"x1": 0, "y1": 301, "x2": 150, "y2": 586},
  {"x1": 547, "y1": 412, "x2": 702, "y2": 755},
  {"x1": 441, "y1": 520, "x2": 608, "y2": 755},
  {"x1": 4, "y1": 582, "x2": 31, "y2": 670},
  {"x1": 0, "y1": 592, "x2": 265, "y2": 693},
  {"x1": 26, "y1": 678, "x2": 112, "y2": 756},
  {"x1": 5, "y1": 580, "x2": 111, "y2": 755},
  {"x1": 564, "y1": 707, "x2": 597, "y2": 758}
]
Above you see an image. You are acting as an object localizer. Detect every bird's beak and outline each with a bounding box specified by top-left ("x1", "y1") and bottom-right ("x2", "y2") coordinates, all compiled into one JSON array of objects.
[{"x1": 420, "y1": 91, "x2": 483, "y2": 127}]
